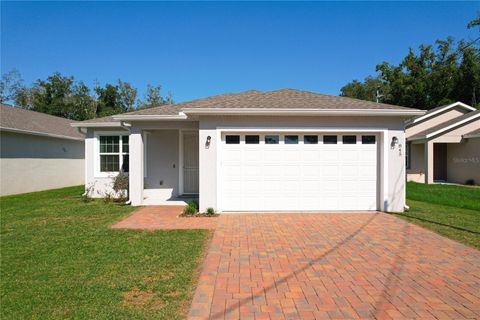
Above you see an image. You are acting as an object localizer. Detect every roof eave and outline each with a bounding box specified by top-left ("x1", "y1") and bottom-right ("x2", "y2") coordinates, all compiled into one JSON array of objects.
[
  {"x1": 112, "y1": 114, "x2": 188, "y2": 121},
  {"x1": 0, "y1": 127, "x2": 84, "y2": 141},
  {"x1": 407, "y1": 101, "x2": 476, "y2": 127},
  {"x1": 71, "y1": 122, "x2": 123, "y2": 128},
  {"x1": 182, "y1": 108, "x2": 425, "y2": 116}
]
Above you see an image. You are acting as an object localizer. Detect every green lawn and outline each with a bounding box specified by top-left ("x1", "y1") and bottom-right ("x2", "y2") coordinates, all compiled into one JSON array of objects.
[
  {"x1": 395, "y1": 182, "x2": 480, "y2": 249},
  {"x1": 0, "y1": 186, "x2": 209, "y2": 320}
]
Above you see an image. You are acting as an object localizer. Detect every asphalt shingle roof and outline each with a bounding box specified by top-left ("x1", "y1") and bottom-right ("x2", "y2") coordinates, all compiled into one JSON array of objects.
[
  {"x1": 79, "y1": 88, "x2": 417, "y2": 123},
  {"x1": 0, "y1": 104, "x2": 84, "y2": 139}
]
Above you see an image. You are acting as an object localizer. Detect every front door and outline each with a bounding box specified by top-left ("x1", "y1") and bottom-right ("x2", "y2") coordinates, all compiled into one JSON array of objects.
[
  {"x1": 433, "y1": 143, "x2": 447, "y2": 182},
  {"x1": 183, "y1": 132, "x2": 199, "y2": 194}
]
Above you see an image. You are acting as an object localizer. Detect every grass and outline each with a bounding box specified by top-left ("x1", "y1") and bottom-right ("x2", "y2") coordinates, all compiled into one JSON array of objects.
[
  {"x1": 406, "y1": 181, "x2": 480, "y2": 211},
  {"x1": 0, "y1": 186, "x2": 209, "y2": 320},
  {"x1": 395, "y1": 182, "x2": 480, "y2": 249}
]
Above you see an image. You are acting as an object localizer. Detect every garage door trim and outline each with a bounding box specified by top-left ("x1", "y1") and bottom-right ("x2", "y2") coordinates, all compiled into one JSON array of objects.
[{"x1": 216, "y1": 128, "x2": 389, "y2": 212}]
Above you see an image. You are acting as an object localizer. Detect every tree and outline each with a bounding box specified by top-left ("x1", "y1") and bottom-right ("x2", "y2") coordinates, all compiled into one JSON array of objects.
[
  {"x1": 118, "y1": 80, "x2": 137, "y2": 111},
  {"x1": 94, "y1": 83, "x2": 123, "y2": 117},
  {"x1": 138, "y1": 84, "x2": 173, "y2": 109},
  {"x1": 0, "y1": 69, "x2": 23, "y2": 104},
  {"x1": 340, "y1": 16, "x2": 480, "y2": 109}
]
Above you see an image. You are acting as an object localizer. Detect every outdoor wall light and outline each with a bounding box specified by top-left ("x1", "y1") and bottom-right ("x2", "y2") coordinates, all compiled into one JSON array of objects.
[
  {"x1": 391, "y1": 136, "x2": 399, "y2": 149},
  {"x1": 205, "y1": 135, "x2": 211, "y2": 148}
]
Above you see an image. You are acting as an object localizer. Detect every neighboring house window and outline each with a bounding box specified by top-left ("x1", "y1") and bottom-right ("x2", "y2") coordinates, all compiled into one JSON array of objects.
[
  {"x1": 406, "y1": 142, "x2": 411, "y2": 169},
  {"x1": 99, "y1": 135, "x2": 129, "y2": 173}
]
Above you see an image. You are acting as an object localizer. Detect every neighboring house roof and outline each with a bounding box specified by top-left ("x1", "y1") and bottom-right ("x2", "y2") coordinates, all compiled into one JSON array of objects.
[
  {"x1": 73, "y1": 88, "x2": 424, "y2": 127},
  {"x1": 408, "y1": 110, "x2": 480, "y2": 141},
  {"x1": 463, "y1": 128, "x2": 480, "y2": 139},
  {"x1": 0, "y1": 104, "x2": 84, "y2": 140},
  {"x1": 406, "y1": 101, "x2": 475, "y2": 128}
]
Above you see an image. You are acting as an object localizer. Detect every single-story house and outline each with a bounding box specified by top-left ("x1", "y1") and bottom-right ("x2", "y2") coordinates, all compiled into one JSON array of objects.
[
  {"x1": 406, "y1": 102, "x2": 480, "y2": 185},
  {"x1": 0, "y1": 104, "x2": 85, "y2": 196},
  {"x1": 72, "y1": 89, "x2": 424, "y2": 212}
]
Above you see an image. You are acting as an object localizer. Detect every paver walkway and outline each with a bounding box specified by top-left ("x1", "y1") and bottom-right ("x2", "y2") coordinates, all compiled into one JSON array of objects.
[
  {"x1": 111, "y1": 206, "x2": 218, "y2": 230},
  {"x1": 188, "y1": 212, "x2": 480, "y2": 320}
]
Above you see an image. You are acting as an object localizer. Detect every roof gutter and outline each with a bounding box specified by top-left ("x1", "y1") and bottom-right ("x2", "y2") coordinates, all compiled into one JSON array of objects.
[
  {"x1": 71, "y1": 122, "x2": 123, "y2": 128},
  {"x1": 112, "y1": 114, "x2": 188, "y2": 121},
  {"x1": 181, "y1": 108, "x2": 425, "y2": 116},
  {"x1": 0, "y1": 126, "x2": 84, "y2": 141}
]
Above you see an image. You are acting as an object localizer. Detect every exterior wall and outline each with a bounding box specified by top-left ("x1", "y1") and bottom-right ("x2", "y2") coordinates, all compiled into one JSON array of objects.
[
  {"x1": 406, "y1": 108, "x2": 466, "y2": 138},
  {"x1": 84, "y1": 128, "x2": 129, "y2": 197},
  {"x1": 446, "y1": 138, "x2": 480, "y2": 185},
  {"x1": 407, "y1": 142, "x2": 426, "y2": 183},
  {"x1": 199, "y1": 115, "x2": 407, "y2": 213},
  {"x1": 144, "y1": 130, "x2": 180, "y2": 199},
  {"x1": 0, "y1": 131, "x2": 84, "y2": 196}
]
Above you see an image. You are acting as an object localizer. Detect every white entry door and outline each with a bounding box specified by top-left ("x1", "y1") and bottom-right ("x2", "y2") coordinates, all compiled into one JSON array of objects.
[
  {"x1": 220, "y1": 133, "x2": 378, "y2": 211},
  {"x1": 182, "y1": 132, "x2": 199, "y2": 194}
]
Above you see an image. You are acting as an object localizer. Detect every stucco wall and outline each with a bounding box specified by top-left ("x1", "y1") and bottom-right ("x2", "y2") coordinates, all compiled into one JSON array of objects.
[
  {"x1": 0, "y1": 131, "x2": 84, "y2": 196},
  {"x1": 84, "y1": 128, "x2": 129, "y2": 197},
  {"x1": 446, "y1": 138, "x2": 480, "y2": 185},
  {"x1": 407, "y1": 143, "x2": 426, "y2": 183},
  {"x1": 145, "y1": 130, "x2": 180, "y2": 199},
  {"x1": 199, "y1": 115, "x2": 407, "y2": 212}
]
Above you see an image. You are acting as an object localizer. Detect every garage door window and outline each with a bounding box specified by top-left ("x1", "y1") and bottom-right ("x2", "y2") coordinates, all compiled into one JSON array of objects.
[
  {"x1": 245, "y1": 135, "x2": 260, "y2": 144},
  {"x1": 285, "y1": 135, "x2": 299, "y2": 144},
  {"x1": 342, "y1": 135, "x2": 357, "y2": 144},
  {"x1": 225, "y1": 135, "x2": 240, "y2": 144},
  {"x1": 362, "y1": 135, "x2": 376, "y2": 144},
  {"x1": 265, "y1": 135, "x2": 279, "y2": 144},
  {"x1": 304, "y1": 135, "x2": 318, "y2": 144},
  {"x1": 323, "y1": 135, "x2": 337, "y2": 144}
]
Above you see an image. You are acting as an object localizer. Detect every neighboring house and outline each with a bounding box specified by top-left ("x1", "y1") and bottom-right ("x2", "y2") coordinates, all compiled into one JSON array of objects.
[
  {"x1": 0, "y1": 104, "x2": 85, "y2": 196},
  {"x1": 73, "y1": 89, "x2": 423, "y2": 212},
  {"x1": 406, "y1": 102, "x2": 480, "y2": 185}
]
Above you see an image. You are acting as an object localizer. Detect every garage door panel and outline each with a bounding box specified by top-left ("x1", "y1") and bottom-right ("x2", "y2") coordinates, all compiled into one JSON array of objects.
[{"x1": 220, "y1": 133, "x2": 378, "y2": 211}]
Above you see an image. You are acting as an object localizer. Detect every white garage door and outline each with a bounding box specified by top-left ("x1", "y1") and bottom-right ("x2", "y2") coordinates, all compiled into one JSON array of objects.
[{"x1": 220, "y1": 133, "x2": 378, "y2": 211}]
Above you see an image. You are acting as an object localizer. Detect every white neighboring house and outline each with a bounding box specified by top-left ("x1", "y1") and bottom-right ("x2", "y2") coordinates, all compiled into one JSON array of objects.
[
  {"x1": 73, "y1": 89, "x2": 424, "y2": 212},
  {"x1": 406, "y1": 102, "x2": 480, "y2": 185},
  {"x1": 0, "y1": 104, "x2": 85, "y2": 196}
]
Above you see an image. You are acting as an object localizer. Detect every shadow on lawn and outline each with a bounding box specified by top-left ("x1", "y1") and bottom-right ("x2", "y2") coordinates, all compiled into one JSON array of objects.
[{"x1": 391, "y1": 212, "x2": 480, "y2": 235}]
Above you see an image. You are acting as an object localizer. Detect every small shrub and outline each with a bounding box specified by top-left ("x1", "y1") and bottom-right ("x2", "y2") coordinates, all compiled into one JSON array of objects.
[
  {"x1": 112, "y1": 171, "x2": 129, "y2": 201},
  {"x1": 103, "y1": 191, "x2": 114, "y2": 204},
  {"x1": 82, "y1": 183, "x2": 96, "y2": 203},
  {"x1": 465, "y1": 179, "x2": 475, "y2": 186},
  {"x1": 183, "y1": 202, "x2": 197, "y2": 215},
  {"x1": 206, "y1": 207, "x2": 216, "y2": 216}
]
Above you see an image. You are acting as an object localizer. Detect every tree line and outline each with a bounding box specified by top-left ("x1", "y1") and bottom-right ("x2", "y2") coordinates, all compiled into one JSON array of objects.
[
  {"x1": 0, "y1": 71, "x2": 173, "y2": 120},
  {"x1": 340, "y1": 15, "x2": 480, "y2": 110}
]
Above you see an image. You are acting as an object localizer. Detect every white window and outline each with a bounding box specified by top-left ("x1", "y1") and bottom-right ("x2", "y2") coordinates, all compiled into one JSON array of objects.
[{"x1": 96, "y1": 134, "x2": 129, "y2": 176}]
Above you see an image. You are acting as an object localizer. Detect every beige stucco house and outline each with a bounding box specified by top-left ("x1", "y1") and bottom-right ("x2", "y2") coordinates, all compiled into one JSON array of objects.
[
  {"x1": 406, "y1": 102, "x2": 480, "y2": 185},
  {"x1": 73, "y1": 89, "x2": 423, "y2": 212},
  {"x1": 0, "y1": 105, "x2": 85, "y2": 196}
]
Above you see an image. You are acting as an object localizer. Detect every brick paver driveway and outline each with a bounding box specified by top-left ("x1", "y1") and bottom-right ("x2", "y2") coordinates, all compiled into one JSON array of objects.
[{"x1": 188, "y1": 212, "x2": 480, "y2": 320}]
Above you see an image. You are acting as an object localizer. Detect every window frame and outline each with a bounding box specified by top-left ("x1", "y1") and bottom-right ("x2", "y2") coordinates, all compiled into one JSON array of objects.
[
  {"x1": 284, "y1": 135, "x2": 299, "y2": 144},
  {"x1": 265, "y1": 135, "x2": 279, "y2": 144},
  {"x1": 323, "y1": 135, "x2": 338, "y2": 144},
  {"x1": 94, "y1": 131, "x2": 130, "y2": 178},
  {"x1": 245, "y1": 135, "x2": 260, "y2": 144},
  {"x1": 225, "y1": 135, "x2": 240, "y2": 144}
]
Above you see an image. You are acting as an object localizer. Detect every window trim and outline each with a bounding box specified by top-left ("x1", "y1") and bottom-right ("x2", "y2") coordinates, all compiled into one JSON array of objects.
[{"x1": 94, "y1": 131, "x2": 130, "y2": 178}]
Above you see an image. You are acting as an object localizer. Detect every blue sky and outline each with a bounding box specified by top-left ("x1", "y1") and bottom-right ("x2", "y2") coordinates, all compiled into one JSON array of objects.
[{"x1": 1, "y1": 1, "x2": 478, "y2": 102}]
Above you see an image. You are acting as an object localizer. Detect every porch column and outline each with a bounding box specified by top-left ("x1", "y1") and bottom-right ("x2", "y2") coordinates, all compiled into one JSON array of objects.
[
  {"x1": 129, "y1": 127, "x2": 144, "y2": 205},
  {"x1": 424, "y1": 141, "x2": 434, "y2": 184}
]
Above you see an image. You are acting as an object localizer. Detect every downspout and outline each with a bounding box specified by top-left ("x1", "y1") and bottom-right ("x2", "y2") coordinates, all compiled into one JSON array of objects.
[{"x1": 120, "y1": 121, "x2": 132, "y2": 204}]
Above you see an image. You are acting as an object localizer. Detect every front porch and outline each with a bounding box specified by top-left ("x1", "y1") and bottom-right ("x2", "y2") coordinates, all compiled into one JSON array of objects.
[
  {"x1": 407, "y1": 138, "x2": 479, "y2": 184},
  {"x1": 129, "y1": 127, "x2": 199, "y2": 206}
]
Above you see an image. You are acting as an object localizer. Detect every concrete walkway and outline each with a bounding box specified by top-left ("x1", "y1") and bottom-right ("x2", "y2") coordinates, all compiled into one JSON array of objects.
[{"x1": 188, "y1": 212, "x2": 480, "y2": 320}]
